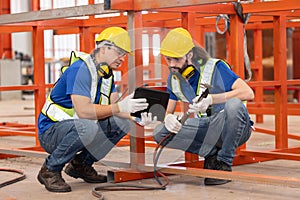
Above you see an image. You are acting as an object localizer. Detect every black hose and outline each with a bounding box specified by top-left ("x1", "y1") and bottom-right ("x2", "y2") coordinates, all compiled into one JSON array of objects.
[
  {"x1": 153, "y1": 132, "x2": 174, "y2": 187},
  {"x1": 92, "y1": 182, "x2": 166, "y2": 199},
  {"x1": 91, "y1": 133, "x2": 172, "y2": 199},
  {"x1": 0, "y1": 168, "x2": 26, "y2": 188}
]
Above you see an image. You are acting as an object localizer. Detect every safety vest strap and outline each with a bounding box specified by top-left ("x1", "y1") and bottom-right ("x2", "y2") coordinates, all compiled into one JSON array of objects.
[
  {"x1": 170, "y1": 75, "x2": 190, "y2": 102},
  {"x1": 99, "y1": 78, "x2": 113, "y2": 105},
  {"x1": 41, "y1": 96, "x2": 75, "y2": 122},
  {"x1": 196, "y1": 58, "x2": 219, "y2": 96},
  {"x1": 71, "y1": 51, "x2": 113, "y2": 105},
  {"x1": 195, "y1": 58, "x2": 219, "y2": 118}
]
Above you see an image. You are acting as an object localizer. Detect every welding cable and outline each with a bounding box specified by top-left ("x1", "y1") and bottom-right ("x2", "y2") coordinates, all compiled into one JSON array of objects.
[
  {"x1": 152, "y1": 132, "x2": 174, "y2": 187},
  {"x1": 92, "y1": 87, "x2": 169, "y2": 199},
  {"x1": 92, "y1": 144, "x2": 170, "y2": 200},
  {"x1": 92, "y1": 181, "x2": 166, "y2": 200},
  {"x1": 0, "y1": 168, "x2": 26, "y2": 188},
  {"x1": 91, "y1": 133, "x2": 172, "y2": 199},
  {"x1": 153, "y1": 87, "x2": 209, "y2": 186},
  {"x1": 92, "y1": 88, "x2": 210, "y2": 199},
  {"x1": 92, "y1": 126, "x2": 181, "y2": 199}
]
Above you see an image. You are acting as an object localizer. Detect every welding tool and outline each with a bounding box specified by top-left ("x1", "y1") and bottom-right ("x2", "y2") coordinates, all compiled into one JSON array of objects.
[{"x1": 178, "y1": 87, "x2": 209, "y2": 124}]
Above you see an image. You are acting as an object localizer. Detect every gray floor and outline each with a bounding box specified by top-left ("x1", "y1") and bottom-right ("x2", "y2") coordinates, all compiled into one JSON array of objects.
[{"x1": 1, "y1": 99, "x2": 300, "y2": 200}]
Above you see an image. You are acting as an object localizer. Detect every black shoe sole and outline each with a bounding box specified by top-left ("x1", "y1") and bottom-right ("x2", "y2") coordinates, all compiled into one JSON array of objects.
[
  {"x1": 37, "y1": 173, "x2": 71, "y2": 193},
  {"x1": 65, "y1": 167, "x2": 107, "y2": 183},
  {"x1": 204, "y1": 178, "x2": 231, "y2": 186}
]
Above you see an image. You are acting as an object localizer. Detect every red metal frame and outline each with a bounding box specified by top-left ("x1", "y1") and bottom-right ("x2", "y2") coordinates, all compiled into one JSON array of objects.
[{"x1": 0, "y1": 0, "x2": 300, "y2": 187}]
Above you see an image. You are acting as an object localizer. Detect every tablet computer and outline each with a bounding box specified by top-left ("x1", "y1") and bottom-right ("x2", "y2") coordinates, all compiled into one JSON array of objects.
[{"x1": 131, "y1": 87, "x2": 170, "y2": 121}]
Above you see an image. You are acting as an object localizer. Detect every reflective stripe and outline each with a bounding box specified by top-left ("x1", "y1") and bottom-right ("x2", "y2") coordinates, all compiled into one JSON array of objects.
[
  {"x1": 196, "y1": 58, "x2": 219, "y2": 96},
  {"x1": 41, "y1": 51, "x2": 113, "y2": 122},
  {"x1": 170, "y1": 59, "x2": 219, "y2": 104},
  {"x1": 83, "y1": 55, "x2": 98, "y2": 102},
  {"x1": 41, "y1": 98, "x2": 75, "y2": 122},
  {"x1": 171, "y1": 74, "x2": 189, "y2": 102},
  {"x1": 195, "y1": 58, "x2": 219, "y2": 118},
  {"x1": 100, "y1": 78, "x2": 113, "y2": 105}
]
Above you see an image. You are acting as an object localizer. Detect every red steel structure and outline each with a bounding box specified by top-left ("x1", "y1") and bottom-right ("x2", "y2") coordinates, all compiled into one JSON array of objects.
[{"x1": 0, "y1": 0, "x2": 300, "y2": 187}]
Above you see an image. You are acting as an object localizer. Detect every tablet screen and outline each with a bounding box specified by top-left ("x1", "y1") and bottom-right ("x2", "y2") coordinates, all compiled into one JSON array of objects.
[{"x1": 130, "y1": 87, "x2": 169, "y2": 121}]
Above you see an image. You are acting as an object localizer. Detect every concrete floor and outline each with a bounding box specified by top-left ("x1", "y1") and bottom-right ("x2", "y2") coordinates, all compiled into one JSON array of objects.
[{"x1": 1, "y1": 99, "x2": 300, "y2": 200}]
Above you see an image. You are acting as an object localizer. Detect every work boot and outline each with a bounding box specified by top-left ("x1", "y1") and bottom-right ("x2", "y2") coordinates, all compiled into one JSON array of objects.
[
  {"x1": 37, "y1": 163, "x2": 71, "y2": 192},
  {"x1": 204, "y1": 155, "x2": 232, "y2": 186},
  {"x1": 65, "y1": 158, "x2": 107, "y2": 183},
  {"x1": 203, "y1": 154, "x2": 218, "y2": 170}
]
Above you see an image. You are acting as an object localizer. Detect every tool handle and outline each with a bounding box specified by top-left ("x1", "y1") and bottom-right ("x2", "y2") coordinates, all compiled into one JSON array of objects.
[{"x1": 178, "y1": 88, "x2": 209, "y2": 124}]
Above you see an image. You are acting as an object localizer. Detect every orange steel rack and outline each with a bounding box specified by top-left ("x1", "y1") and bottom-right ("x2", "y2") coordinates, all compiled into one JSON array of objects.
[{"x1": 0, "y1": 0, "x2": 300, "y2": 187}]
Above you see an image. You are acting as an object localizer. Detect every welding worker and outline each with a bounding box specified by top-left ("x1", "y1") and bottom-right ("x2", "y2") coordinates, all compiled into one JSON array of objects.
[
  {"x1": 153, "y1": 27, "x2": 254, "y2": 185},
  {"x1": 37, "y1": 27, "x2": 153, "y2": 192}
]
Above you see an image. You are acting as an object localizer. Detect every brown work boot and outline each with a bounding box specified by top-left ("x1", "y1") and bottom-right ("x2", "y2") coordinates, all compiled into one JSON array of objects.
[
  {"x1": 204, "y1": 155, "x2": 232, "y2": 186},
  {"x1": 37, "y1": 163, "x2": 71, "y2": 192},
  {"x1": 65, "y1": 158, "x2": 107, "y2": 183}
]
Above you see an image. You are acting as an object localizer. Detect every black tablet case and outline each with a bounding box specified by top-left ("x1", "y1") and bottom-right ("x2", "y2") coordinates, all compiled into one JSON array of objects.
[{"x1": 131, "y1": 87, "x2": 170, "y2": 121}]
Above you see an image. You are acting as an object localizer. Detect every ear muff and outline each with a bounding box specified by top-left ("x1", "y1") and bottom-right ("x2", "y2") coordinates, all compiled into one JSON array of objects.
[
  {"x1": 179, "y1": 64, "x2": 195, "y2": 79},
  {"x1": 97, "y1": 62, "x2": 113, "y2": 79}
]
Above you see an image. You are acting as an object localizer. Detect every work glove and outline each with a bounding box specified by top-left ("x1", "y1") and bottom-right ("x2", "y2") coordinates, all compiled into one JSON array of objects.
[
  {"x1": 117, "y1": 93, "x2": 149, "y2": 113},
  {"x1": 188, "y1": 94, "x2": 213, "y2": 113},
  {"x1": 164, "y1": 114, "x2": 182, "y2": 134},
  {"x1": 133, "y1": 112, "x2": 157, "y2": 126}
]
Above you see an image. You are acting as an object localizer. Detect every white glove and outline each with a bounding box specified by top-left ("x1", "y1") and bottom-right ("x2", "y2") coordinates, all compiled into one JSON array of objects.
[
  {"x1": 134, "y1": 112, "x2": 157, "y2": 126},
  {"x1": 188, "y1": 94, "x2": 213, "y2": 113},
  {"x1": 164, "y1": 114, "x2": 182, "y2": 134},
  {"x1": 117, "y1": 93, "x2": 149, "y2": 113}
]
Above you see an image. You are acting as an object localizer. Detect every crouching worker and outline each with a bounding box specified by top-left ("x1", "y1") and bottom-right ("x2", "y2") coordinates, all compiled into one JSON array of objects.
[
  {"x1": 153, "y1": 28, "x2": 254, "y2": 186},
  {"x1": 37, "y1": 27, "x2": 152, "y2": 192}
]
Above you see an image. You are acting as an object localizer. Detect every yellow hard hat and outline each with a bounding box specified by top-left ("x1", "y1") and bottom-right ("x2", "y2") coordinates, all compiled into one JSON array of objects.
[
  {"x1": 160, "y1": 28, "x2": 195, "y2": 58},
  {"x1": 95, "y1": 27, "x2": 132, "y2": 53}
]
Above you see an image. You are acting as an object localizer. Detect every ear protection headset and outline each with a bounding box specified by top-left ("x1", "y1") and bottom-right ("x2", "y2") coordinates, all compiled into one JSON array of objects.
[
  {"x1": 91, "y1": 53, "x2": 113, "y2": 79},
  {"x1": 179, "y1": 64, "x2": 196, "y2": 80},
  {"x1": 96, "y1": 62, "x2": 113, "y2": 79},
  {"x1": 168, "y1": 53, "x2": 196, "y2": 80}
]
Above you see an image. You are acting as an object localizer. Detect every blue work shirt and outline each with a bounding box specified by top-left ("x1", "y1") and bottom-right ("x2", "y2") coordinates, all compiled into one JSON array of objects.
[{"x1": 37, "y1": 60, "x2": 116, "y2": 135}]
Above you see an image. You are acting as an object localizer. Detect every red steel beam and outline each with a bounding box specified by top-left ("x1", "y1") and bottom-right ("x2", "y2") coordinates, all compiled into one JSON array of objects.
[
  {"x1": 0, "y1": 0, "x2": 12, "y2": 59},
  {"x1": 273, "y1": 15, "x2": 288, "y2": 149},
  {"x1": 32, "y1": 26, "x2": 46, "y2": 146},
  {"x1": 229, "y1": 14, "x2": 245, "y2": 77},
  {"x1": 253, "y1": 127, "x2": 300, "y2": 141},
  {"x1": 108, "y1": 0, "x2": 235, "y2": 11},
  {"x1": 240, "y1": 150, "x2": 300, "y2": 162},
  {"x1": 127, "y1": 11, "x2": 146, "y2": 165},
  {"x1": 243, "y1": 0, "x2": 300, "y2": 14},
  {"x1": 158, "y1": 3, "x2": 235, "y2": 14}
]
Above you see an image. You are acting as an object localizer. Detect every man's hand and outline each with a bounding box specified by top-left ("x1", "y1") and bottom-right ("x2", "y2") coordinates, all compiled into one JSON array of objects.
[
  {"x1": 118, "y1": 93, "x2": 148, "y2": 113},
  {"x1": 134, "y1": 112, "x2": 157, "y2": 126},
  {"x1": 188, "y1": 94, "x2": 213, "y2": 113},
  {"x1": 164, "y1": 114, "x2": 182, "y2": 134}
]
